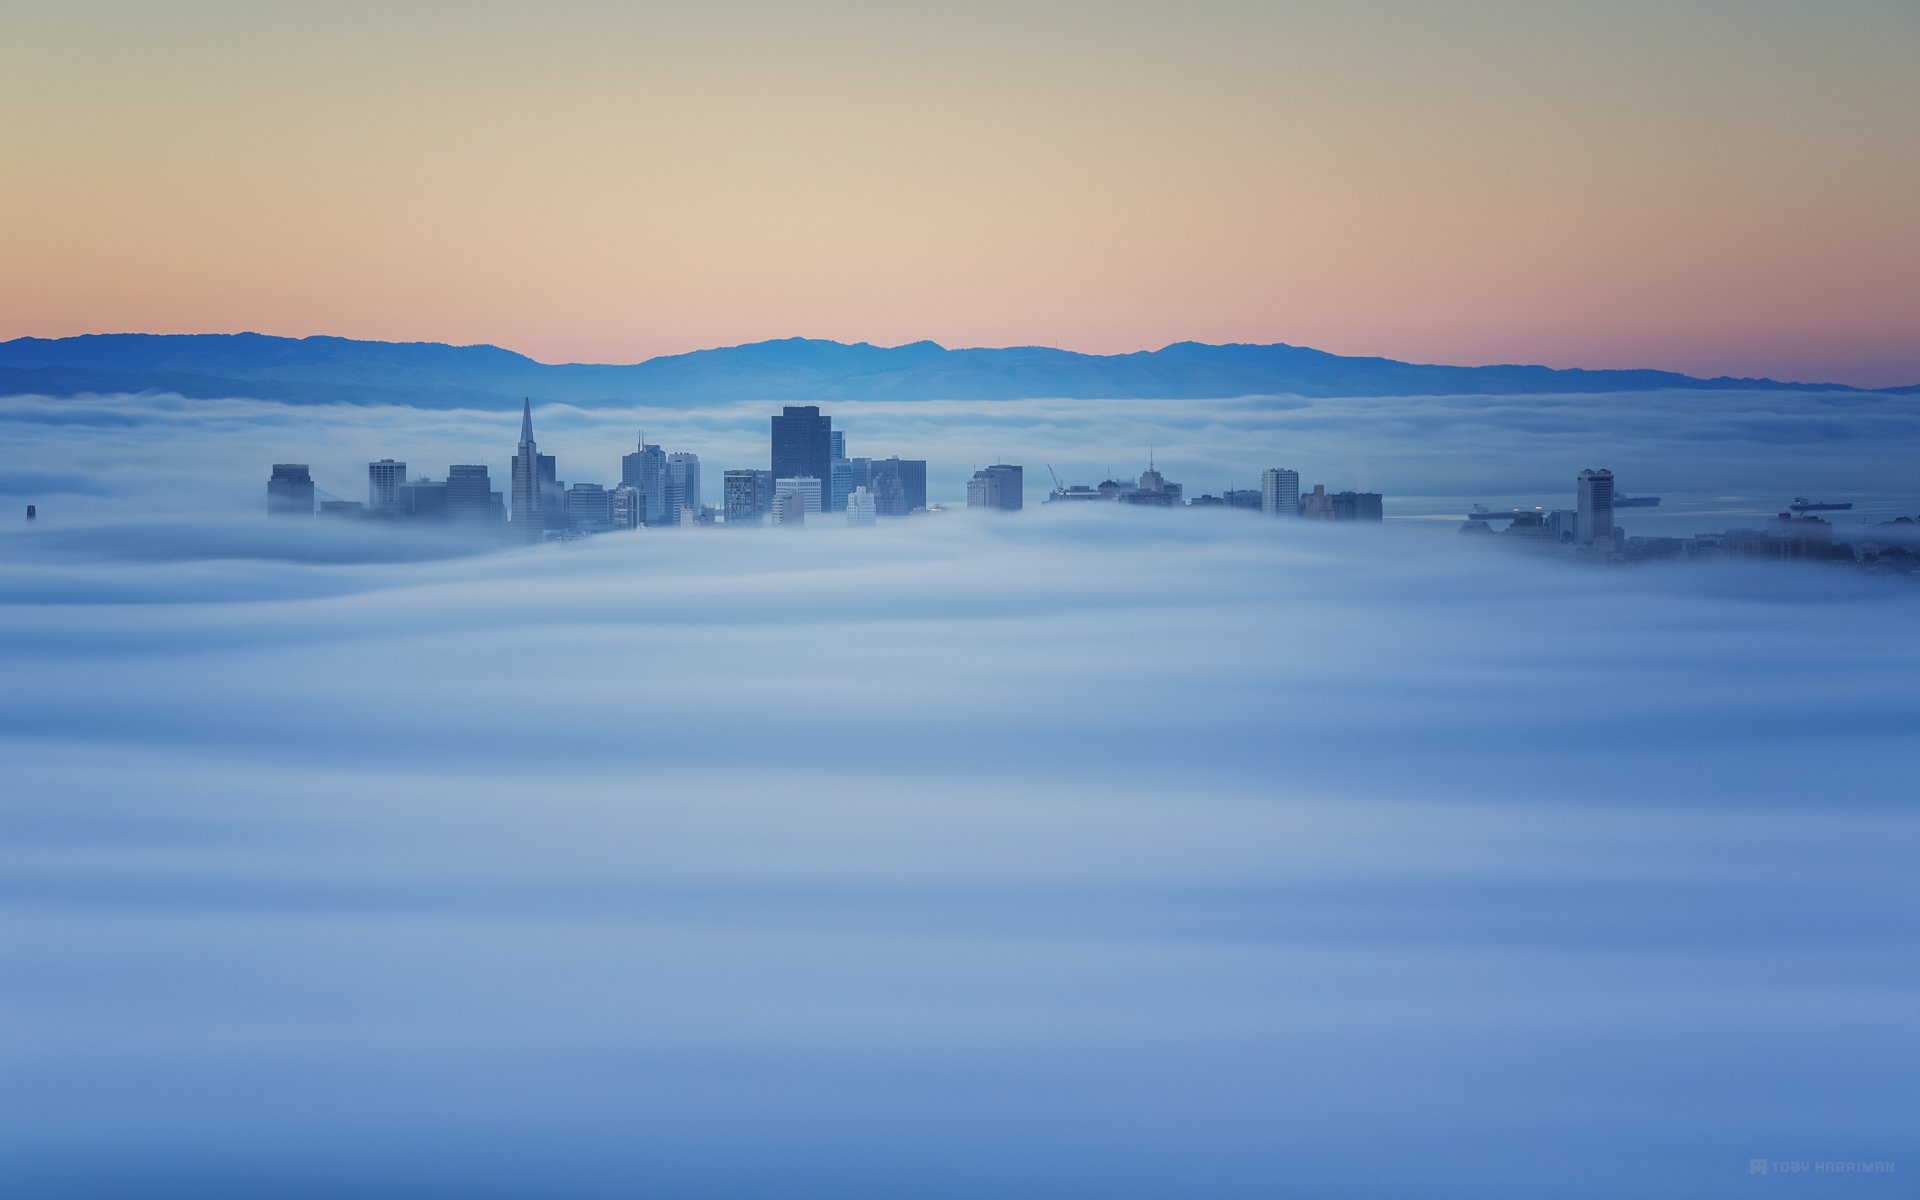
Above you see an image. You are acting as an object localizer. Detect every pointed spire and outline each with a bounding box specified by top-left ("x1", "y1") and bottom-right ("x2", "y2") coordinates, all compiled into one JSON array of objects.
[{"x1": 520, "y1": 397, "x2": 534, "y2": 444}]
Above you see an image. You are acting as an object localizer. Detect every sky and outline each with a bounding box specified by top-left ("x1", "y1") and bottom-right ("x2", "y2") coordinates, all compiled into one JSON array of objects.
[
  {"x1": 3, "y1": 499, "x2": 1916, "y2": 1197},
  {"x1": 2, "y1": 0, "x2": 1916, "y2": 385}
]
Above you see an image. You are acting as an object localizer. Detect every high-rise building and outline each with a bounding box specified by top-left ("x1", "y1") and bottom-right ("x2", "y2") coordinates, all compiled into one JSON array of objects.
[
  {"x1": 1576, "y1": 468, "x2": 1615, "y2": 547},
  {"x1": 566, "y1": 483, "x2": 613, "y2": 531},
  {"x1": 398, "y1": 478, "x2": 448, "y2": 520},
  {"x1": 724, "y1": 469, "x2": 774, "y2": 525},
  {"x1": 510, "y1": 398, "x2": 543, "y2": 541},
  {"x1": 666, "y1": 452, "x2": 701, "y2": 523},
  {"x1": 623, "y1": 438, "x2": 668, "y2": 527},
  {"x1": 829, "y1": 458, "x2": 854, "y2": 514},
  {"x1": 846, "y1": 486, "x2": 877, "y2": 526},
  {"x1": 610, "y1": 484, "x2": 643, "y2": 530},
  {"x1": 1329, "y1": 491, "x2": 1384, "y2": 522},
  {"x1": 771, "y1": 406, "x2": 832, "y2": 495},
  {"x1": 774, "y1": 476, "x2": 823, "y2": 515},
  {"x1": 1260, "y1": 468, "x2": 1301, "y2": 516},
  {"x1": 967, "y1": 464, "x2": 1024, "y2": 511},
  {"x1": 446, "y1": 465, "x2": 502, "y2": 523},
  {"x1": 830, "y1": 430, "x2": 845, "y2": 460},
  {"x1": 771, "y1": 488, "x2": 806, "y2": 527},
  {"x1": 870, "y1": 457, "x2": 927, "y2": 514},
  {"x1": 267, "y1": 464, "x2": 314, "y2": 517},
  {"x1": 1300, "y1": 484, "x2": 1333, "y2": 519},
  {"x1": 368, "y1": 459, "x2": 407, "y2": 513}
]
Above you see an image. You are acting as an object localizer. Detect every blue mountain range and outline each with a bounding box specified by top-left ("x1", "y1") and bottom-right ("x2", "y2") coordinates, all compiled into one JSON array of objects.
[{"x1": 1, "y1": 332, "x2": 1911, "y2": 407}]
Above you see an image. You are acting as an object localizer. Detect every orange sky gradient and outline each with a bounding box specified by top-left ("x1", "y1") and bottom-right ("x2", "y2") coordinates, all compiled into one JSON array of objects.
[{"x1": 3, "y1": 0, "x2": 1916, "y2": 385}]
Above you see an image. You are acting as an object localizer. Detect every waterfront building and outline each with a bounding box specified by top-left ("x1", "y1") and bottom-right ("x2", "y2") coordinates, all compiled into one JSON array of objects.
[
  {"x1": 267, "y1": 464, "x2": 314, "y2": 517},
  {"x1": 1576, "y1": 468, "x2": 1615, "y2": 547}
]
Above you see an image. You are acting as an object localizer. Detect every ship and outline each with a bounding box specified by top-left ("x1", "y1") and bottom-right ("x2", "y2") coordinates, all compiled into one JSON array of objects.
[
  {"x1": 1790, "y1": 497, "x2": 1853, "y2": 512},
  {"x1": 1613, "y1": 495, "x2": 1660, "y2": 508}
]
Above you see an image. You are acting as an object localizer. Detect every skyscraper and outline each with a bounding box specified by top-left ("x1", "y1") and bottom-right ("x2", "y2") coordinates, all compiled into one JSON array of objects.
[
  {"x1": 1261, "y1": 468, "x2": 1301, "y2": 516},
  {"x1": 610, "y1": 484, "x2": 643, "y2": 530},
  {"x1": 724, "y1": 469, "x2": 773, "y2": 525},
  {"x1": 510, "y1": 398, "x2": 543, "y2": 541},
  {"x1": 1576, "y1": 468, "x2": 1615, "y2": 547},
  {"x1": 667, "y1": 452, "x2": 702, "y2": 522},
  {"x1": 446, "y1": 465, "x2": 502, "y2": 523},
  {"x1": 368, "y1": 459, "x2": 407, "y2": 513},
  {"x1": 771, "y1": 488, "x2": 807, "y2": 527},
  {"x1": 624, "y1": 438, "x2": 668, "y2": 527},
  {"x1": 967, "y1": 464, "x2": 1024, "y2": 511},
  {"x1": 845, "y1": 486, "x2": 877, "y2": 526},
  {"x1": 267, "y1": 464, "x2": 314, "y2": 517},
  {"x1": 870, "y1": 457, "x2": 927, "y2": 514},
  {"x1": 772, "y1": 406, "x2": 832, "y2": 495}
]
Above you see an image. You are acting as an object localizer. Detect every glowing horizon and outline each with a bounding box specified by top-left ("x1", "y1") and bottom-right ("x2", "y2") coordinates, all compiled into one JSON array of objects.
[{"x1": 3, "y1": 0, "x2": 1915, "y2": 387}]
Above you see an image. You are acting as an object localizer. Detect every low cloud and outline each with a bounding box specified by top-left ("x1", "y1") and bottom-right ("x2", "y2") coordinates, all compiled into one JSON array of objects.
[{"x1": 1, "y1": 492, "x2": 1915, "y2": 1196}]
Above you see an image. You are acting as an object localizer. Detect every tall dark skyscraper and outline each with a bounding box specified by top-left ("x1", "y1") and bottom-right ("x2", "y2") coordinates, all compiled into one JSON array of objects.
[
  {"x1": 510, "y1": 398, "x2": 543, "y2": 541},
  {"x1": 870, "y1": 457, "x2": 927, "y2": 514},
  {"x1": 771, "y1": 406, "x2": 831, "y2": 494}
]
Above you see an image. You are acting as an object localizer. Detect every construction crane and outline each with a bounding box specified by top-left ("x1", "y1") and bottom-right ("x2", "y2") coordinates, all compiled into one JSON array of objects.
[{"x1": 1047, "y1": 464, "x2": 1065, "y2": 493}]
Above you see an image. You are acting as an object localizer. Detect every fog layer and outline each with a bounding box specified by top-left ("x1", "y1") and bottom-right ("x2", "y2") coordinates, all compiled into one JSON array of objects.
[{"x1": 1, "y1": 500, "x2": 1914, "y2": 1197}]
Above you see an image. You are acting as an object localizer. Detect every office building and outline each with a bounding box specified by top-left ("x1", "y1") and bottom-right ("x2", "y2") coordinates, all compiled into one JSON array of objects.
[
  {"x1": 772, "y1": 406, "x2": 832, "y2": 497},
  {"x1": 1330, "y1": 491, "x2": 1384, "y2": 522},
  {"x1": 1301, "y1": 484, "x2": 1333, "y2": 519},
  {"x1": 1225, "y1": 489, "x2": 1263, "y2": 511},
  {"x1": 610, "y1": 484, "x2": 643, "y2": 530},
  {"x1": 829, "y1": 458, "x2": 854, "y2": 514},
  {"x1": 267, "y1": 464, "x2": 314, "y2": 517},
  {"x1": 967, "y1": 464, "x2": 1024, "y2": 511},
  {"x1": 510, "y1": 399, "x2": 543, "y2": 540},
  {"x1": 771, "y1": 488, "x2": 806, "y2": 527},
  {"x1": 368, "y1": 458, "x2": 407, "y2": 513},
  {"x1": 1576, "y1": 468, "x2": 1615, "y2": 547},
  {"x1": 775, "y1": 476, "x2": 823, "y2": 515},
  {"x1": 566, "y1": 483, "x2": 613, "y2": 531},
  {"x1": 446, "y1": 465, "x2": 502, "y2": 523},
  {"x1": 870, "y1": 457, "x2": 927, "y2": 513},
  {"x1": 623, "y1": 437, "x2": 668, "y2": 527},
  {"x1": 1261, "y1": 468, "x2": 1301, "y2": 516},
  {"x1": 724, "y1": 469, "x2": 774, "y2": 525},
  {"x1": 846, "y1": 486, "x2": 877, "y2": 526},
  {"x1": 398, "y1": 478, "x2": 448, "y2": 520},
  {"x1": 666, "y1": 452, "x2": 701, "y2": 524}
]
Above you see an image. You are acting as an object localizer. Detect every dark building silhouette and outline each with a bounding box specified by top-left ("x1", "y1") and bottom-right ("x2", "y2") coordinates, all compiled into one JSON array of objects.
[
  {"x1": 1330, "y1": 491, "x2": 1384, "y2": 522},
  {"x1": 771, "y1": 406, "x2": 832, "y2": 497},
  {"x1": 510, "y1": 398, "x2": 544, "y2": 541},
  {"x1": 967, "y1": 464, "x2": 1024, "y2": 511},
  {"x1": 870, "y1": 457, "x2": 927, "y2": 514},
  {"x1": 267, "y1": 464, "x2": 315, "y2": 517},
  {"x1": 446, "y1": 465, "x2": 502, "y2": 523}
]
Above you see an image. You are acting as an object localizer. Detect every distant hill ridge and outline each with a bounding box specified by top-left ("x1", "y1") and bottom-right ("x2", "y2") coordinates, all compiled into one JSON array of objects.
[{"x1": 0, "y1": 332, "x2": 1912, "y2": 407}]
